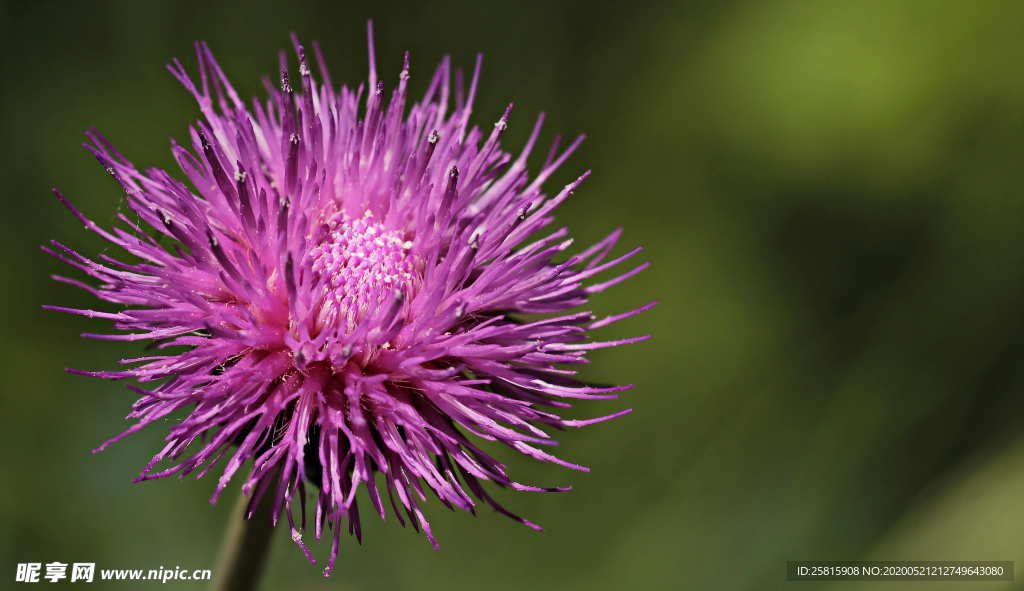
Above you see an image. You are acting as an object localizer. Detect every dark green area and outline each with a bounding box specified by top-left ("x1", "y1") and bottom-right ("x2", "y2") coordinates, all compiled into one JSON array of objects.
[{"x1": 3, "y1": 1, "x2": 1024, "y2": 589}]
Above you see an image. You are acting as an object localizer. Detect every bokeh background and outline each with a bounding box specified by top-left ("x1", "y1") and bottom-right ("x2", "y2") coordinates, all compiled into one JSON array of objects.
[{"x1": 4, "y1": 0, "x2": 1024, "y2": 589}]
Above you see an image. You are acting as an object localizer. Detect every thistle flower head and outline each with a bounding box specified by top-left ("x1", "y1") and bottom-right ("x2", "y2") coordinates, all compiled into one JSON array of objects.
[{"x1": 46, "y1": 25, "x2": 652, "y2": 574}]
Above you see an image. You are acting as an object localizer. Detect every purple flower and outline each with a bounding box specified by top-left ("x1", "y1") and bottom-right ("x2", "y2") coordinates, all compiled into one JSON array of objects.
[{"x1": 46, "y1": 25, "x2": 652, "y2": 574}]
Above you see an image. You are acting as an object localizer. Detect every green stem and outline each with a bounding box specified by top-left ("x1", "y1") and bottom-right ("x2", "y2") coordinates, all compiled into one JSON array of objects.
[{"x1": 211, "y1": 486, "x2": 276, "y2": 591}]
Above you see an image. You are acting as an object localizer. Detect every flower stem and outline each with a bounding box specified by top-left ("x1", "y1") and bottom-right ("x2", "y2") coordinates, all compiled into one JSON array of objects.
[{"x1": 212, "y1": 487, "x2": 276, "y2": 591}]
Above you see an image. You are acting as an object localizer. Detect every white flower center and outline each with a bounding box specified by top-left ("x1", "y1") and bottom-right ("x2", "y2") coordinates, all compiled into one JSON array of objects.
[{"x1": 309, "y1": 211, "x2": 416, "y2": 332}]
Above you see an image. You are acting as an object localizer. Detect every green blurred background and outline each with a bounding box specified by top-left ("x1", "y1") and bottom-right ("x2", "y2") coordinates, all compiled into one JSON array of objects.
[{"x1": 4, "y1": 0, "x2": 1024, "y2": 589}]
